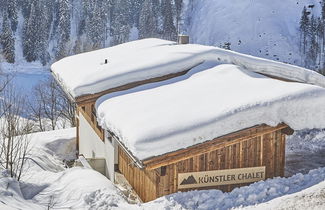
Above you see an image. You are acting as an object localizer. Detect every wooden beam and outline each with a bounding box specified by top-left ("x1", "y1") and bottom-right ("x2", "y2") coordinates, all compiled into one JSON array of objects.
[
  {"x1": 258, "y1": 72, "x2": 302, "y2": 83},
  {"x1": 75, "y1": 68, "x2": 193, "y2": 105},
  {"x1": 281, "y1": 127, "x2": 294, "y2": 135},
  {"x1": 143, "y1": 123, "x2": 289, "y2": 170},
  {"x1": 77, "y1": 106, "x2": 104, "y2": 140}
]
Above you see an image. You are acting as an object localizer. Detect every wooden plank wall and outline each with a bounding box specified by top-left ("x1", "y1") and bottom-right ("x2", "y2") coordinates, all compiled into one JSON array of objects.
[
  {"x1": 155, "y1": 129, "x2": 286, "y2": 197},
  {"x1": 118, "y1": 147, "x2": 157, "y2": 202},
  {"x1": 118, "y1": 128, "x2": 286, "y2": 202},
  {"x1": 77, "y1": 104, "x2": 104, "y2": 140}
]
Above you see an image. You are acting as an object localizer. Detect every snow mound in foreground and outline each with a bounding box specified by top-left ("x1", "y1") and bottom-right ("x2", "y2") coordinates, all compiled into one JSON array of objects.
[
  {"x1": 31, "y1": 168, "x2": 127, "y2": 209},
  {"x1": 97, "y1": 64, "x2": 325, "y2": 160},
  {"x1": 151, "y1": 167, "x2": 325, "y2": 210},
  {"x1": 243, "y1": 179, "x2": 325, "y2": 210}
]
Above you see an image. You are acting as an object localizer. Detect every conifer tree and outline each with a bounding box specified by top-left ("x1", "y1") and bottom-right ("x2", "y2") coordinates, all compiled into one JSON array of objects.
[
  {"x1": 174, "y1": 0, "x2": 183, "y2": 33},
  {"x1": 0, "y1": 12, "x2": 15, "y2": 63},
  {"x1": 56, "y1": 0, "x2": 71, "y2": 60},
  {"x1": 22, "y1": 3, "x2": 38, "y2": 62},
  {"x1": 131, "y1": 0, "x2": 144, "y2": 28},
  {"x1": 307, "y1": 15, "x2": 318, "y2": 68},
  {"x1": 7, "y1": 0, "x2": 18, "y2": 31},
  {"x1": 316, "y1": 17, "x2": 323, "y2": 67},
  {"x1": 0, "y1": 0, "x2": 185, "y2": 64},
  {"x1": 161, "y1": 0, "x2": 177, "y2": 41},
  {"x1": 38, "y1": 0, "x2": 53, "y2": 65},
  {"x1": 300, "y1": 6, "x2": 309, "y2": 55},
  {"x1": 110, "y1": 0, "x2": 132, "y2": 45},
  {"x1": 139, "y1": 0, "x2": 159, "y2": 39}
]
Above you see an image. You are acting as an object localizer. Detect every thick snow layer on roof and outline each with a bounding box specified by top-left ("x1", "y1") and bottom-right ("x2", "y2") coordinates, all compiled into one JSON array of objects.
[
  {"x1": 96, "y1": 64, "x2": 325, "y2": 160},
  {"x1": 51, "y1": 38, "x2": 325, "y2": 98}
]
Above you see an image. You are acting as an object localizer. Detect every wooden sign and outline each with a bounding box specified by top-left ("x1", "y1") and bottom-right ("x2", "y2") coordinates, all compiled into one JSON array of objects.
[{"x1": 178, "y1": 166, "x2": 265, "y2": 189}]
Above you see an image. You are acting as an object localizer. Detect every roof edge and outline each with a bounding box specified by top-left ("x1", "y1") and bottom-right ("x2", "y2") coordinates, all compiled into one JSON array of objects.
[{"x1": 142, "y1": 123, "x2": 289, "y2": 170}]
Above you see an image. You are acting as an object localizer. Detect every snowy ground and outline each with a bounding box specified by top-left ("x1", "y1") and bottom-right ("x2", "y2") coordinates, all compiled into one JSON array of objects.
[
  {"x1": 286, "y1": 129, "x2": 325, "y2": 176},
  {"x1": 243, "y1": 180, "x2": 325, "y2": 210},
  {"x1": 0, "y1": 128, "x2": 325, "y2": 209}
]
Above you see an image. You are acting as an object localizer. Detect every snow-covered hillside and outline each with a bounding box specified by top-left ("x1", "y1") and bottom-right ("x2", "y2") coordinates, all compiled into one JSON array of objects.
[{"x1": 183, "y1": 0, "x2": 320, "y2": 66}]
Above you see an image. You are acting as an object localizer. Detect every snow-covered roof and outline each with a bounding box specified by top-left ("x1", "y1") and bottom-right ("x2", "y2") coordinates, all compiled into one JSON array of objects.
[
  {"x1": 51, "y1": 38, "x2": 325, "y2": 98},
  {"x1": 96, "y1": 63, "x2": 325, "y2": 161}
]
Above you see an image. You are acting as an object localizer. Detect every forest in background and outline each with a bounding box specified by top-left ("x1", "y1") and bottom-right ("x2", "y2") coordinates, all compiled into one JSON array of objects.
[
  {"x1": 1, "y1": 0, "x2": 325, "y2": 74},
  {"x1": 0, "y1": 0, "x2": 182, "y2": 65},
  {"x1": 300, "y1": 2, "x2": 325, "y2": 72}
]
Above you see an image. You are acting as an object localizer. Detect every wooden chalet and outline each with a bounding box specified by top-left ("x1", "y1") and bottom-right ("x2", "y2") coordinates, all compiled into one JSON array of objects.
[
  {"x1": 117, "y1": 123, "x2": 292, "y2": 202},
  {"x1": 50, "y1": 37, "x2": 325, "y2": 203}
]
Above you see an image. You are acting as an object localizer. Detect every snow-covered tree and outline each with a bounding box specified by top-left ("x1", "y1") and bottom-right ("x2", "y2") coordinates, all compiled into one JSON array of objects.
[
  {"x1": 174, "y1": 0, "x2": 183, "y2": 33},
  {"x1": 306, "y1": 15, "x2": 318, "y2": 68},
  {"x1": 131, "y1": 0, "x2": 144, "y2": 28},
  {"x1": 161, "y1": 0, "x2": 177, "y2": 41},
  {"x1": 110, "y1": 0, "x2": 132, "y2": 45},
  {"x1": 7, "y1": 0, "x2": 18, "y2": 31},
  {"x1": 23, "y1": 3, "x2": 38, "y2": 62},
  {"x1": 139, "y1": 0, "x2": 159, "y2": 38},
  {"x1": 0, "y1": 12, "x2": 15, "y2": 63},
  {"x1": 300, "y1": 6, "x2": 309, "y2": 55},
  {"x1": 56, "y1": 0, "x2": 71, "y2": 60},
  {"x1": 1, "y1": 0, "x2": 184, "y2": 64}
]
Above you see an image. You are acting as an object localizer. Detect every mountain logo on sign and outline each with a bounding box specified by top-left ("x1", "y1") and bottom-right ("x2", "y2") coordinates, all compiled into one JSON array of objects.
[{"x1": 180, "y1": 175, "x2": 197, "y2": 185}]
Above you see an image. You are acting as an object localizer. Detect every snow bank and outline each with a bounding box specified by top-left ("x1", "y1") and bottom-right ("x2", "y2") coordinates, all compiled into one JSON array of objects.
[
  {"x1": 96, "y1": 64, "x2": 325, "y2": 160},
  {"x1": 285, "y1": 129, "x2": 325, "y2": 176},
  {"x1": 0, "y1": 174, "x2": 43, "y2": 210},
  {"x1": 51, "y1": 38, "x2": 325, "y2": 98},
  {"x1": 31, "y1": 168, "x2": 127, "y2": 209},
  {"x1": 153, "y1": 167, "x2": 325, "y2": 210},
  {"x1": 28, "y1": 128, "x2": 76, "y2": 159},
  {"x1": 0, "y1": 168, "x2": 128, "y2": 210},
  {"x1": 242, "y1": 179, "x2": 325, "y2": 209}
]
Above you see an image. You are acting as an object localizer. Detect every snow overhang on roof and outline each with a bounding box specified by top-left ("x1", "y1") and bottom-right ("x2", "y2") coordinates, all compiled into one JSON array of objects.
[
  {"x1": 95, "y1": 63, "x2": 325, "y2": 161},
  {"x1": 51, "y1": 38, "x2": 325, "y2": 99}
]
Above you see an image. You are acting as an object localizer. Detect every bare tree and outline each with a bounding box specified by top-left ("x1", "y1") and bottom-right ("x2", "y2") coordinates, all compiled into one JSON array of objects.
[
  {"x1": 0, "y1": 84, "x2": 32, "y2": 181},
  {"x1": 0, "y1": 65, "x2": 12, "y2": 98},
  {"x1": 28, "y1": 95, "x2": 46, "y2": 132},
  {"x1": 33, "y1": 78, "x2": 62, "y2": 130},
  {"x1": 29, "y1": 77, "x2": 76, "y2": 131},
  {"x1": 58, "y1": 85, "x2": 76, "y2": 127}
]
